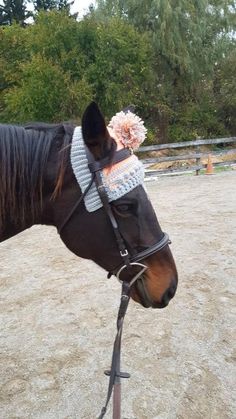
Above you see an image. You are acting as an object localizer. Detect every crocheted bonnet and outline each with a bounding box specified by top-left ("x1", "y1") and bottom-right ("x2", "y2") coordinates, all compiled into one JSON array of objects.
[{"x1": 70, "y1": 110, "x2": 147, "y2": 212}]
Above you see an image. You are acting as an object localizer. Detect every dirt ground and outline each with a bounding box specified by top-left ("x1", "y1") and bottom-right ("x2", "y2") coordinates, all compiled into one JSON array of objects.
[{"x1": 0, "y1": 171, "x2": 235, "y2": 419}]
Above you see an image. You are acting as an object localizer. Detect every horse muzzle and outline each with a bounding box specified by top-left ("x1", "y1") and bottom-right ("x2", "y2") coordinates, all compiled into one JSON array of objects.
[
  {"x1": 112, "y1": 233, "x2": 177, "y2": 309},
  {"x1": 129, "y1": 272, "x2": 177, "y2": 309}
]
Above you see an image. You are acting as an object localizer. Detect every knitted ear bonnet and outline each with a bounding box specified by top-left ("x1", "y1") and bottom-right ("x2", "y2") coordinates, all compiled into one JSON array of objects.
[{"x1": 70, "y1": 111, "x2": 147, "y2": 212}]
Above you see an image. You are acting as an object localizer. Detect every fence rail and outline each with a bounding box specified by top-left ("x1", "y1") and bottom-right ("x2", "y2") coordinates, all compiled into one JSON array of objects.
[{"x1": 138, "y1": 137, "x2": 236, "y2": 176}]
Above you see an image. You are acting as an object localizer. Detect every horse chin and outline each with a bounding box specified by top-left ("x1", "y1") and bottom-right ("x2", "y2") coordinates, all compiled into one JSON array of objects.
[
  {"x1": 130, "y1": 276, "x2": 170, "y2": 309},
  {"x1": 130, "y1": 287, "x2": 152, "y2": 308}
]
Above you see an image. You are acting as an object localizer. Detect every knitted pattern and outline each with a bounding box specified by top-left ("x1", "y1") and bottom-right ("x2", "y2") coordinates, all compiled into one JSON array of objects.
[{"x1": 70, "y1": 126, "x2": 144, "y2": 212}]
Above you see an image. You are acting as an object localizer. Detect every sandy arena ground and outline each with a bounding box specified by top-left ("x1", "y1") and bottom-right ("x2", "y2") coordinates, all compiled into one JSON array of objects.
[{"x1": 0, "y1": 171, "x2": 235, "y2": 419}]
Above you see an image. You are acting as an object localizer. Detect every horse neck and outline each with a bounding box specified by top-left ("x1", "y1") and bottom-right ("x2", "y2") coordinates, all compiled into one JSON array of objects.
[
  {"x1": 0, "y1": 222, "x2": 32, "y2": 242},
  {"x1": 0, "y1": 202, "x2": 49, "y2": 243}
]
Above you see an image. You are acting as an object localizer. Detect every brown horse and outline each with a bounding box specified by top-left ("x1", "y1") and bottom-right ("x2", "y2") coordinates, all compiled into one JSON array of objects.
[{"x1": 0, "y1": 102, "x2": 177, "y2": 308}]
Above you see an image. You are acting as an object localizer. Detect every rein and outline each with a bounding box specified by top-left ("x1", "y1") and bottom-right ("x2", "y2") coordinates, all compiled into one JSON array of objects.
[
  {"x1": 98, "y1": 280, "x2": 131, "y2": 419},
  {"x1": 58, "y1": 144, "x2": 171, "y2": 418}
]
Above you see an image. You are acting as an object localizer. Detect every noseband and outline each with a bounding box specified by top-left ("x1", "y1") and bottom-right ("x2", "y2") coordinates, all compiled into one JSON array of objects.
[{"x1": 58, "y1": 144, "x2": 171, "y2": 418}]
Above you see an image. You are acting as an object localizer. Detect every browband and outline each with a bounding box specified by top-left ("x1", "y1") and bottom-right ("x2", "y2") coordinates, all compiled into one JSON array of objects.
[{"x1": 88, "y1": 148, "x2": 132, "y2": 173}]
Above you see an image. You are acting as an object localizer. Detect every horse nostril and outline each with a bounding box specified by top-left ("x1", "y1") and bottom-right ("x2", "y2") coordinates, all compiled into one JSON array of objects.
[{"x1": 161, "y1": 283, "x2": 177, "y2": 306}]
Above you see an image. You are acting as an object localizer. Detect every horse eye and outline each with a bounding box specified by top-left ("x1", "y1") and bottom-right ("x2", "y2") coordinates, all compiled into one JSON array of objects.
[
  {"x1": 113, "y1": 203, "x2": 133, "y2": 216},
  {"x1": 117, "y1": 204, "x2": 130, "y2": 212}
]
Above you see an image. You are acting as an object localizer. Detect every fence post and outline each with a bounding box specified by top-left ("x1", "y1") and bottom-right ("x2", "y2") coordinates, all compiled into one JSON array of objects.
[
  {"x1": 195, "y1": 139, "x2": 201, "y2": 175},
  {"x1": 139, "y1": 136, "x2": 236, "y2": 176}
]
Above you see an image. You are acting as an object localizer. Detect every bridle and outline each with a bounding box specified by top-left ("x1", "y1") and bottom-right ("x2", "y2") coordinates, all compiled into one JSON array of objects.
[
  {"x1": 58, "y1": 143, "x2": 171, "y2": 418},
  {"x1": 59, "y1": 145, "x2": 170, "y2": 275}
]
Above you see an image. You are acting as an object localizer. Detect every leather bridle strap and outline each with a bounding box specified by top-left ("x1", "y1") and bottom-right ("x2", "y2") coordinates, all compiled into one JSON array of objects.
[
  {"x1": 110, "y1": 232, "x2": 171, "y2": 279},
  {"x1": 86, "y1": 147, "x2": 132, "y2": 268},
  {"x1": 98, "y1": 281, "x2": 131, "y2": 419},
  {"x1": 131, "y1": 233, "x2": 170, "y2": 262},
  {"x1": 95, "y1": 170, "x2": 131, "y2": 267},
  {"x1": 57, "y1": 174, "x2": 95, "y2": 235},
  {"x1": 88, "y1": 148, "x2": 132, "y2": 173}
]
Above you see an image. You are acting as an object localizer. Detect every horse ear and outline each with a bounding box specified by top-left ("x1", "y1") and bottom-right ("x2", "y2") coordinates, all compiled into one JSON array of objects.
[
  {"x1": 81, "y1": 102, "x2": 111, "y2": 154},
  {"x1": 122, "y1": 104, "x2": 136, "y2": 114}
]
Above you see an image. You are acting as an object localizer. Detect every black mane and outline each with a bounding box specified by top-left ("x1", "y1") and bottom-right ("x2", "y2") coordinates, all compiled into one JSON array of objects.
[{"x1": 0, "y1": 123, "x2": 73, "y2": 233}]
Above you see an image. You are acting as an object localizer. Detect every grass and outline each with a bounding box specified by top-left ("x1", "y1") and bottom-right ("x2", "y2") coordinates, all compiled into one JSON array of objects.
[{"x1": 198, "y1": 165, "x2": 234, "y2": 175}]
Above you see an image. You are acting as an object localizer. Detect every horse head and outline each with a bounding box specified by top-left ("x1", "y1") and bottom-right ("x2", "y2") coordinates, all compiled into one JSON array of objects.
[
  {"x1": 0, "y1": 104, "x2": 178, "y2": 308},
  {"x1": 49, "y1": 102, "x2": 178, "y2": 309}
]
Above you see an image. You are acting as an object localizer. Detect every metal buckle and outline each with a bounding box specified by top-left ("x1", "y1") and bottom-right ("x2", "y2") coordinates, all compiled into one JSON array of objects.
[
  {"x1": 97, "y1": 184, "x2": 105, "y2": 191},
  {"x1": 120, "y1": 249, "x2": 129, "y2": 257}
]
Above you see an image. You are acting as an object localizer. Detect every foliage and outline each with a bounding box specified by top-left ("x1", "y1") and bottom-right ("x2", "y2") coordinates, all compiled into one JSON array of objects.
[
  {"x1": 0, "y1": 0, "x2": 31, "y2": 26},
  {"x1": 214, "y1": 45, "x2": 236, "y2": 134},
  {"x1": 78, "y1": 16, "x2": 155, "y2": 118},
  {"x1": 95, "y1": 0, "x2": 236, "y2": 142},
  {"x1": 3, "y1": 55, "x2": 93, "y2": 122},
  {"x1": 0, "y1": 22, "x2": 29, "y2": 114},
  {"x1": 0, "y1": 11, "x2": 154, "y2": 124},
  {"x1": 0, "y1": 3, "x2": 235, "y2": 142},
  {"x1": 33, "y1": 0, "x2": 73, "y2": 13}
]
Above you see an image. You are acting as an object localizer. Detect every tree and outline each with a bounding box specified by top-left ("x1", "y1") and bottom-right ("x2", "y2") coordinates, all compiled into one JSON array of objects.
[
  {"x1": 76, "y1": 16, "x2": 156, "y2": 119},
  {"x1": 95, "y1": 0, "x2": 236, "y2": 141},
  {"x1": 0, "y1": 0, "x2": 31, "y2": 26},
  {"x1": 0, "y1": 22, "x2": 29, "y2": 90},
  {"x1": 97, "y1": 0, "x2": 235, "y2": 84},
  {"x1": 26, "y1": 11, "x2": 85, "y2": 79},
  {"x1": 33, "y1": 0, "x2": 74, "y2": 13},
  {"x1": 1, "y1": 11, "x2": 156, "y2": 124},
  {"x1": 0, "y1": 6, "x2": 235, "y2": 141},
  {"x1": 2, "y1": 54, "x2": 93, "y2": 122},
  {"x1": 0, "y1": 12, "x2": 93, "y2": 122},
  {"x1": 214, "y1": 45, "x2": 236, "y2": 134}
]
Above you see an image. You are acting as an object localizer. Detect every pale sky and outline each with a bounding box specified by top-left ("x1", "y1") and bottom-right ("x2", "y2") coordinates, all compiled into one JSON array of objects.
[
  {"x1": 0, "y1": 1, "x2": 97, "y2": 17},
  {"x1": 71, "y1": 0, "x2": 96, "y2": 16}
]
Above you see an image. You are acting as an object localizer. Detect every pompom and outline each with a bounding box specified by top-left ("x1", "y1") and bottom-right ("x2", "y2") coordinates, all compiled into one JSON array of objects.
[{"x1": 108, "y1": 110, "x2": 147, "y2": 150}]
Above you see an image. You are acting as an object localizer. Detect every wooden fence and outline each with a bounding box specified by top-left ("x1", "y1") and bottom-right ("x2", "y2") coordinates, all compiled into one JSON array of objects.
[{"x1": 138, "y1": 137, "x2": 236, "y2": 176}]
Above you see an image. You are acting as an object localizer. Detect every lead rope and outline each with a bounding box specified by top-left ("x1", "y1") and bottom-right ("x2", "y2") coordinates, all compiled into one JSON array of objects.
[{"x1": 98, "y1": 281, "x2": 131, "y2": 419}]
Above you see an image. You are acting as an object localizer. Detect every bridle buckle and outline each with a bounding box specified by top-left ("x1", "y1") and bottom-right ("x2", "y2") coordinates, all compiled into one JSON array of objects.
[{"x1": 120, "y1": 249, "x2": 129, "y2": 257}]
